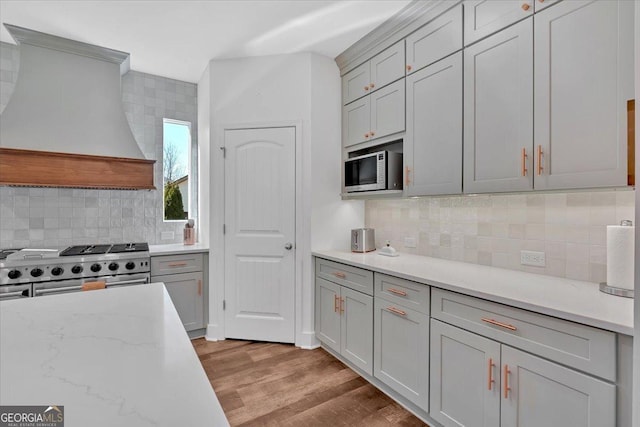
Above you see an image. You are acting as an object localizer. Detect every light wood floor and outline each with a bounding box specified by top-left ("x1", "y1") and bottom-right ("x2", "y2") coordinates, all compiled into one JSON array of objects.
[{"x1": 193, "y1": 338, "x2": 428, "y2": 427}]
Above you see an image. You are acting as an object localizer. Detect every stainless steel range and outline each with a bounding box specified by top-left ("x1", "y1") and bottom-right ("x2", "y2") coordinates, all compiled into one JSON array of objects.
[{"x1": 0, "y1": 243, "x2": 150, "y2": 300}]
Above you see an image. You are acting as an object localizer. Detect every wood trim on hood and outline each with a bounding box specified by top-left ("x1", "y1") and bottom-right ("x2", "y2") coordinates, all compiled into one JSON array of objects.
[{"x1": 0, "y1": 148, "x2": 155, "y2": 190}]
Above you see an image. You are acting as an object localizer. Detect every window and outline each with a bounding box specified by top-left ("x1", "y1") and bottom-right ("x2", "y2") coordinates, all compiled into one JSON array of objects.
[{"x1": 163, "y1": 119, "x2": 192, "y2": 221}]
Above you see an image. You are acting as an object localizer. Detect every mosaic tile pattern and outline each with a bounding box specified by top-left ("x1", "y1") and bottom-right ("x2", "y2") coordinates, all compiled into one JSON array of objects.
[
  {"x1": 366, "y1": 191, "x2": 635, "y2": 283},
  {"x1": 0, "y1": 42, "x2": 198, "y2": 248}
]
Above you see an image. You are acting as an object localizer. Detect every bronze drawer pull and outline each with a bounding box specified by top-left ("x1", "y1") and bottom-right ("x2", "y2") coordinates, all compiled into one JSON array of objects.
[
  {"x1": 488, "y1": 358, "x2": 495, "y2": 390},
  {"x1": 168, "y1": 262, "x2": 188, "y2": 267},
  {"x1": 504, "y1": 364, "x2": 512, "y2": 398},
  {"x1": 481, "y1": 317, "x2": 517, "y2": 331},
  {"x1": 387, "y1": 288, "x2": 407, "y2": 296},
  {"x1": 333, "y1": 272, "x2": 346, "y2": 279},
  {"x1": 386, "y1": 307, "x2": 406, "y2": 316}
]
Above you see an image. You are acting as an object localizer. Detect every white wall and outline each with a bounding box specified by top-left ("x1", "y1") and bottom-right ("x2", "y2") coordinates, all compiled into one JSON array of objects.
[
  {"x1": 197, "y1": 65, "x2": 211, "y2": 246},
  {"x1": 200, "y1": 53, "x2": 363, "y2": 347}
]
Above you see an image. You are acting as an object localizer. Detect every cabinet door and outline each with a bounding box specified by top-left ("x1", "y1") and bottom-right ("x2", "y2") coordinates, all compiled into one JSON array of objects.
[
  {"x1": 464, "y1": 0, "x2": 533, "y2": 46},
  {"x1": 463, "y1": 18, "x2": 533, "y2": 194},
  {"x1": 155, "y1": 272, "x2": 204, "y2": 332},
  {"x1": 341, "y1": 286, "x2": 373, "y2": 375},
  {"x1": 370, "y1": 79, "x2": 405, "y2": 142},
  {"x1": 374, "y1": 298, "x2": 429, "y2": 410},
  {"x1": 501, "y1": 346, "x2": 615, "y2": 427},
  {"x1": 342, "y1": 97, "x2": 371, "y2": 148},
  {"x1": 342, "y1": 62, "x2": 370, "y2": 105},
  {"x1": 430, "y1": 320, "x2": 501, "y2": 427},
  {"x1": 406, "y1": 52, "x2": 462, "y2": 196},
  {"x1": 370, "y1": 40, "x2": 405, "y2": 91},
  {"x1": 533, "y1": 0, "x2": 634, "y2": 190},
  {"x1": 406, "y1": 4, "x2": 462, "y2": 74},
  {"x1": 534, "y1": 0, "x2": 560, "y2": 12},
  {"x1": 315, "y1": 278, "x2": 341, "y2": 353}
]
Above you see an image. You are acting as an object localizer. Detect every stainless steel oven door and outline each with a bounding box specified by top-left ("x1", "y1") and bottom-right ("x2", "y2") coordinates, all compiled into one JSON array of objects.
[
  {"x1": 0, "y1": 283, "x2": 32, "y2": 300},
  {"x1": 33, "y1": 273, "x2": 150, "y2": 297}
]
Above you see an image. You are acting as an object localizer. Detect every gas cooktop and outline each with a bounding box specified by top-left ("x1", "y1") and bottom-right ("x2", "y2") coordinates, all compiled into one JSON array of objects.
[{"x1": 59, "y1": 242, "x2": 149, "y2": 256}]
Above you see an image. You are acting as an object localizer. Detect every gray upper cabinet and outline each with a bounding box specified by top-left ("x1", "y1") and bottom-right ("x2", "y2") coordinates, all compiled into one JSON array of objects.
[
  {"x1": 405, "y1": 52, "x2": 462, "y2": 196},
  {"x1": 463, "y1": 18, "x2": 533, "y2": 194},
  {"x1": 369, "y1": 79, "x2": 405, "y2": 143},
  {"x1": 344, "y1": 79, "x2": 405, "y2": 149},
  {"x1": 533, "y1": 0, "x2": 634, "y2": 190},
  {"x1": 501, "y1": 346, "x2": 615, "y2": 427},
  {"x1": 370, "y1": 40, "x2": 405, "y2": 92},
  {"x1": 464, "y1": 0, "x2": 533, "y2": 46},
  {"x1": 342, "y1": 97, "x2": 371, "y2": 148},
  {"x1": 406, "y1": 4, "x2": 463, "y2": 75},
  {"x1": 342, "y1": 62, "x2": 370, "y2": 106},
  {"x1": 342, "y1": 40, "x2": 405, "y2": 106},
  {"x1": 534, "y1": 0, "x2": 560, "y2": 12}
]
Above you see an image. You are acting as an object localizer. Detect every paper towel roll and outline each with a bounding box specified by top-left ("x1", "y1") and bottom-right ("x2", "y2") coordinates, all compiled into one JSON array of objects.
[{"x1": 606, "y1": 225, "x2": 635, "y2": 290}]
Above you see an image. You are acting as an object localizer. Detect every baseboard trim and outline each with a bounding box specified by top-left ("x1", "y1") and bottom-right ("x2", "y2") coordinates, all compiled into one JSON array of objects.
[
  {"x1": 205, "y1": 323, "x2": 224, "y2": 342},
  {"x1": 296, "y1": 331, "x2": 320, "y2": 349}
]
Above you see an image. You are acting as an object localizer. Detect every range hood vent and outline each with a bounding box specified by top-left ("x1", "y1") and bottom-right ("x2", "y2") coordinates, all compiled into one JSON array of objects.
[{"x1": 0, "y1": 24, "x2": 155, "y2": 189}]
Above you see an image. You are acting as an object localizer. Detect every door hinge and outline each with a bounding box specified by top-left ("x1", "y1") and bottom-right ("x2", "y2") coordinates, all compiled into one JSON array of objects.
[
  {"x1": 220, "y1": 146, "x2": 226, "y2": 158},
  {"x1": 223, "y1": 300, "x2": 226, "y2": 310}
]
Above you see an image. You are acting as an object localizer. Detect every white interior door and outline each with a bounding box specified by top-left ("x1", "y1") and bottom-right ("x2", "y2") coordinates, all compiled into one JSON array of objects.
[{"x1": 224, "y1": 127, "x2": 296, "y2": 343}]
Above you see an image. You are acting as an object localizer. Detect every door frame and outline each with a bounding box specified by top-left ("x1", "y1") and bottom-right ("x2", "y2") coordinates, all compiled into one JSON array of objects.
[{"x1": 208, "y1": 120, "x2": 303, "y2": 345}]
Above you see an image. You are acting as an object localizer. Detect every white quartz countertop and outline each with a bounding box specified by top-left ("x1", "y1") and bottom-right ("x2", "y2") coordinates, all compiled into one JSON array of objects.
[
  {"x1": 313, "y1": 250, "x2": 634, "y2": 336},
  {"x1": 0, "y1": 283, "x2": 228, "y2": 427},
  {"x1": 149, "y1": 242, "x2": 209, "y2": 256}
]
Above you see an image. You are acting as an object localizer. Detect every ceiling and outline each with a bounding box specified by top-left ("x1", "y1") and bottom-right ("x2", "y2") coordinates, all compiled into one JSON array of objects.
[{"x1": 0, "y1": 1, "x2": 412, "y2": 83}]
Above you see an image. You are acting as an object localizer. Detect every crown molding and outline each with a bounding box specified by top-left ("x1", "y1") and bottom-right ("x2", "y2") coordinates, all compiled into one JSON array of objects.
[
  {"x1": 335, "y1": 0, "x2": 462, "y2": 75},
  {"x1": 4, "y1": 24, "x2": 131, "y2": 74}
]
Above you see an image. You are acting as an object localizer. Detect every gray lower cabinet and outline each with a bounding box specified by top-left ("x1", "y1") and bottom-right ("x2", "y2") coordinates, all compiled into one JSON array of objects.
[
  {"x1": 315, "y1": 276, "x2": 373, "y2": 375},
  {"x1": 374, "y1": 297, "x2": 429, "y2": 411},
  {"x1": 151, "y1": 253, "x2": 206, "y2": 333},
  {"x1": 431, "y1": 318, "x2": 616, "y2": 427}
]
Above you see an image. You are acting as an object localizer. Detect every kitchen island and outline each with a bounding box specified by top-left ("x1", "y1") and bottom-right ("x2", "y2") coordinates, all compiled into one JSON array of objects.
[{"x1": 0, "y1": 283, "x2": 228, "y2": 427}]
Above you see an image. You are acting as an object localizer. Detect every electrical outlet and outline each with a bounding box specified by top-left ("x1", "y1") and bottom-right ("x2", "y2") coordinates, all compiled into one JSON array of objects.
[
  {"x1": 520, "y1": 250, "x2": 545, "y2": 267},
  {"x1": 161, "y1": 231, "x2": 175, "y2": 240},
  {"x1": 404, "y1": 237, "x2": 417, "y2": 248}
]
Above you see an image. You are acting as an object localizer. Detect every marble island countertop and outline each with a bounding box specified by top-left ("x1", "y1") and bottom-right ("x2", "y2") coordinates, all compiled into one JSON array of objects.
[
  {"x1": 313, "y1": 250, "x2": 634, "y2": 335},
  {"x1": 0, "y1": 283, "x2": 228, "y2": 427}
]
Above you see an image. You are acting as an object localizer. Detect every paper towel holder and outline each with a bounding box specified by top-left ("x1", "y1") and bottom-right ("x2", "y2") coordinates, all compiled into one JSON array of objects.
[{"x1": 600, "y1": 219, "x2": 634, "y2": 298}]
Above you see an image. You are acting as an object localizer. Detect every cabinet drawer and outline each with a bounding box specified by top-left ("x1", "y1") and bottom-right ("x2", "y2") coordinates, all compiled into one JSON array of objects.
[
  {"x1": 315, "y1": 258, "x2": 373, "y2": 296},
  {"x1": 406, "y1": 4, "x2": 462, "y2": 74},
  {"x1": 431, "y1": 289, "x2": 616, "y2": 381},
  {"x1": 464, "y1": 0, "x2": 533, "y2": 46},
  {"x1": 151, "y1": 253, "x2": 204, "y2": 276},
  {"x1": 374, "y1": 273, "x2": 429, "y2": 314}
]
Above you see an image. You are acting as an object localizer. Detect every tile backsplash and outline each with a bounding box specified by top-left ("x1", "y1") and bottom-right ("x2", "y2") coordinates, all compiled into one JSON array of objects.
[
  {"x1": 366, "y1": 190, "x2": 635, "y2": 283},
  {"x1": 0, "y1": 42, "x2": 198, "y2": 248}
]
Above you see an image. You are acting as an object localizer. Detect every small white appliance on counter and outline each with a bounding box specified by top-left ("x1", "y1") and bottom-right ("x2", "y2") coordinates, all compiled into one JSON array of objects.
[{"x1": 351, "y1": 228, "x2": 376, "y2": 253}]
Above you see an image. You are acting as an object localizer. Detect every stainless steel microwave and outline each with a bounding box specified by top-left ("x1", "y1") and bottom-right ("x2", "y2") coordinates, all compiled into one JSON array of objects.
[{"x1": 344, "y1": 151, "x2": 403, "y2": 193}]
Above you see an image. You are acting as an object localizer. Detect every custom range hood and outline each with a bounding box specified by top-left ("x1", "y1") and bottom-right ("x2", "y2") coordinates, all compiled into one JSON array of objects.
[{"x1": 0, "y1": 24, "x2": 155, "y2": 189}]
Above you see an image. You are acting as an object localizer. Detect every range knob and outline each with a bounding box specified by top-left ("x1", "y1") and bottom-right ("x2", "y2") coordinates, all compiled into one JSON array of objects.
[
  {"x1": 8, "y1": 269, "x2": 21, "y2": 280},
  {"x1": 108, "y1": 262, "x2": 119, "y2": 271},
  {"x1": 51, "y1": 267, "x2": 64, "y2": 276},
  {"x1": 30, "y1": 268, "x2": 44, "y2": 278},
  {"x1": 90, "y1": 263, "x2": 102, "y2": 273},
  {"x1": 71, "y1": 265, "x2": 83, "y2": 274},
  {"x1": 125, "y1": 262, "x2": 136, "y2": 270}
]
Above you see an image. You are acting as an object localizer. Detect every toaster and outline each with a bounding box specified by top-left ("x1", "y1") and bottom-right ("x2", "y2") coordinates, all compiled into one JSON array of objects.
[{"x1": 351, "y1": 228, "x2": 376, "y2": 253}]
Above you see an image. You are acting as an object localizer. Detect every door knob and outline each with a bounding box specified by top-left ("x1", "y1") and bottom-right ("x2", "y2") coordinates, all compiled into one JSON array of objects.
[{"x1": 284, "y1": 243, "x2": 293, "y2": 250}]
